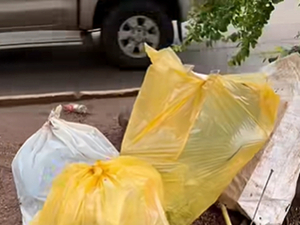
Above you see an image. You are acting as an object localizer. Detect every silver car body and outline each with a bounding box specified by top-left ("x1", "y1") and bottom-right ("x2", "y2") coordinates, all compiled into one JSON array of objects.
[
  {"x1": 0, "y1": 0, "x2": 77, "y2": 31},
  {"x1": 0, "y1": 0, "x2": 190, "y2": 32}
]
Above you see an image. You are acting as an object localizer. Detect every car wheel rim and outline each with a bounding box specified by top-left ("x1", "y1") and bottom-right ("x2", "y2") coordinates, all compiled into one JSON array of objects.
[{"x1": 118, "y1": 15, "x2": 160, "y2": 59}]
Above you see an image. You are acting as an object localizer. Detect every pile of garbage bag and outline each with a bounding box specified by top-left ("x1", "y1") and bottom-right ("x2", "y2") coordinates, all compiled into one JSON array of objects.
[
  {"x1": 12, "y1": 105, "x2": 119, "y2": 225},
  {"x1": 13, "y1": 45, "x2": 289, "y2": 225}
]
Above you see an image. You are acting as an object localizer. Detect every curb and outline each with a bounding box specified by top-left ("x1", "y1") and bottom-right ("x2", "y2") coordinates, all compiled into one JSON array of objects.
[{"x1": 0, "y1": 88, "x2": 140, "y2": 107}]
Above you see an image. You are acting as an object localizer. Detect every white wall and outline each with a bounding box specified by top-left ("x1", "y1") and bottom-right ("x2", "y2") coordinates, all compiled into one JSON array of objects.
[{"x1": 178, "y1": 0, "x2": 300, "y2": 74}]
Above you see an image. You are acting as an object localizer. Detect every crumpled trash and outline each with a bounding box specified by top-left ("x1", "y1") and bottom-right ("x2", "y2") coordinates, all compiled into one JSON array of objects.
[
  {"x1": 121, "y1": 45, "x2": 280, "y2": 225},
  {"x1": 63, "y1": 103, "x2": 88, "y2": 114},
  {"x1": 12, "y1": 105, "x2": 119, "y2": 225}
]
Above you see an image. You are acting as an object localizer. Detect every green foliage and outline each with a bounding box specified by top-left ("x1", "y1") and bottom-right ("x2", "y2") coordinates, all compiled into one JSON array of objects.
[
  {"x1": 178, "y1": 0, "x2": 285, "y2": 66},
  {"x1": 266, "y1": 45, "x2": 300, "y2": 63}
]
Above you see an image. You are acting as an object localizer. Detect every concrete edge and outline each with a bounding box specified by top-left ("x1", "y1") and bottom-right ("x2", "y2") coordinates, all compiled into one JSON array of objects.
[{"x1": 0, "y1": 88, "x2": 140, "y2": 107}]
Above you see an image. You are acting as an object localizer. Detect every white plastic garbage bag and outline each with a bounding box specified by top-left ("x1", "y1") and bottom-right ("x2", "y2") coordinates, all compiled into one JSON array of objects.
[{"x1": 11, "y1": 105, "x2": 119, "y2": 225}]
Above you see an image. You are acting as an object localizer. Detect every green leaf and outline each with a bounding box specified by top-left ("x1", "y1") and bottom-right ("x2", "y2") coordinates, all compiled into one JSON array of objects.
[
  {"x1": 229, "y1": 33, "x2": 239, "y2": 42},
  {"x1": 272, "y1": 0, "x2": 284, "y2": 3},
  {"x1": 274, "y1": 46, "x2": 285, "y2": 53}
]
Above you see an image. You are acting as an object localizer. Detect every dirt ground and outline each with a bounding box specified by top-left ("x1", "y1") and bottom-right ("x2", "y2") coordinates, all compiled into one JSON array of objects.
[{"x1": 0, "y1": 97, "x2": 298, "y2": 225}]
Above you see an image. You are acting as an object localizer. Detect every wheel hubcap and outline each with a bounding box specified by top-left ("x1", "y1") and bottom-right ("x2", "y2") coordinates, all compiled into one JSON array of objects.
[{"x1": 118, "y1": 15, "x2": 160, "y2": 58}]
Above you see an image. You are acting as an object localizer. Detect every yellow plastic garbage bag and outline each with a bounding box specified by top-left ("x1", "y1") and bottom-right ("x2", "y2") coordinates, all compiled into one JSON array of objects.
[
  {"x1": 121, "y1": 46, "x2": 280, "y2": 225},
  {"x1": 30, "y1": 156, "x2": 169, "y2": 225}
]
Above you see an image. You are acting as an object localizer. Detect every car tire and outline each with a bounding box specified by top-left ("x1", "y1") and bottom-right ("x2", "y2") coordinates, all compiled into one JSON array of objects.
[{"x1": 101, "y1": 1, "x2": 174, "y2": 69}]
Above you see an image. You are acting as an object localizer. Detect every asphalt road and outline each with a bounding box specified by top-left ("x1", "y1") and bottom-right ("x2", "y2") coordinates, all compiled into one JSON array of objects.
[{"x1": 0, "y1": 45, "x2": 145, "y2": 96}]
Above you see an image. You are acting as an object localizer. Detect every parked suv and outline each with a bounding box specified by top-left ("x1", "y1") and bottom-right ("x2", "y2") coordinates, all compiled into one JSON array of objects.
[{"x1": 0, "y1": 0, "x2": 190, "y2": 68}]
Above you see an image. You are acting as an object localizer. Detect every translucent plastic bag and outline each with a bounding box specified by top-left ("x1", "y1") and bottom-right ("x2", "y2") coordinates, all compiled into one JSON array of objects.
[
  {"x1": 219, "y1": 54, "x2": 300, "y2": 224},
  {"x1": 12, "y1": 105, "x2": 119, "y2": 225},
  {"x1": 121, "y1": 46, "x2": 280, "y2": 225},
  {"x1": 31, "y1": 156, "x2": 169, "y2": 225}
]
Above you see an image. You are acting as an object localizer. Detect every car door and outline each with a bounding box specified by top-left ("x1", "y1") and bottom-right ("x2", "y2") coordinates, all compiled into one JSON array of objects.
[{"x1": 0, "y1": 0, "x2": 61, "y2": 31}]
